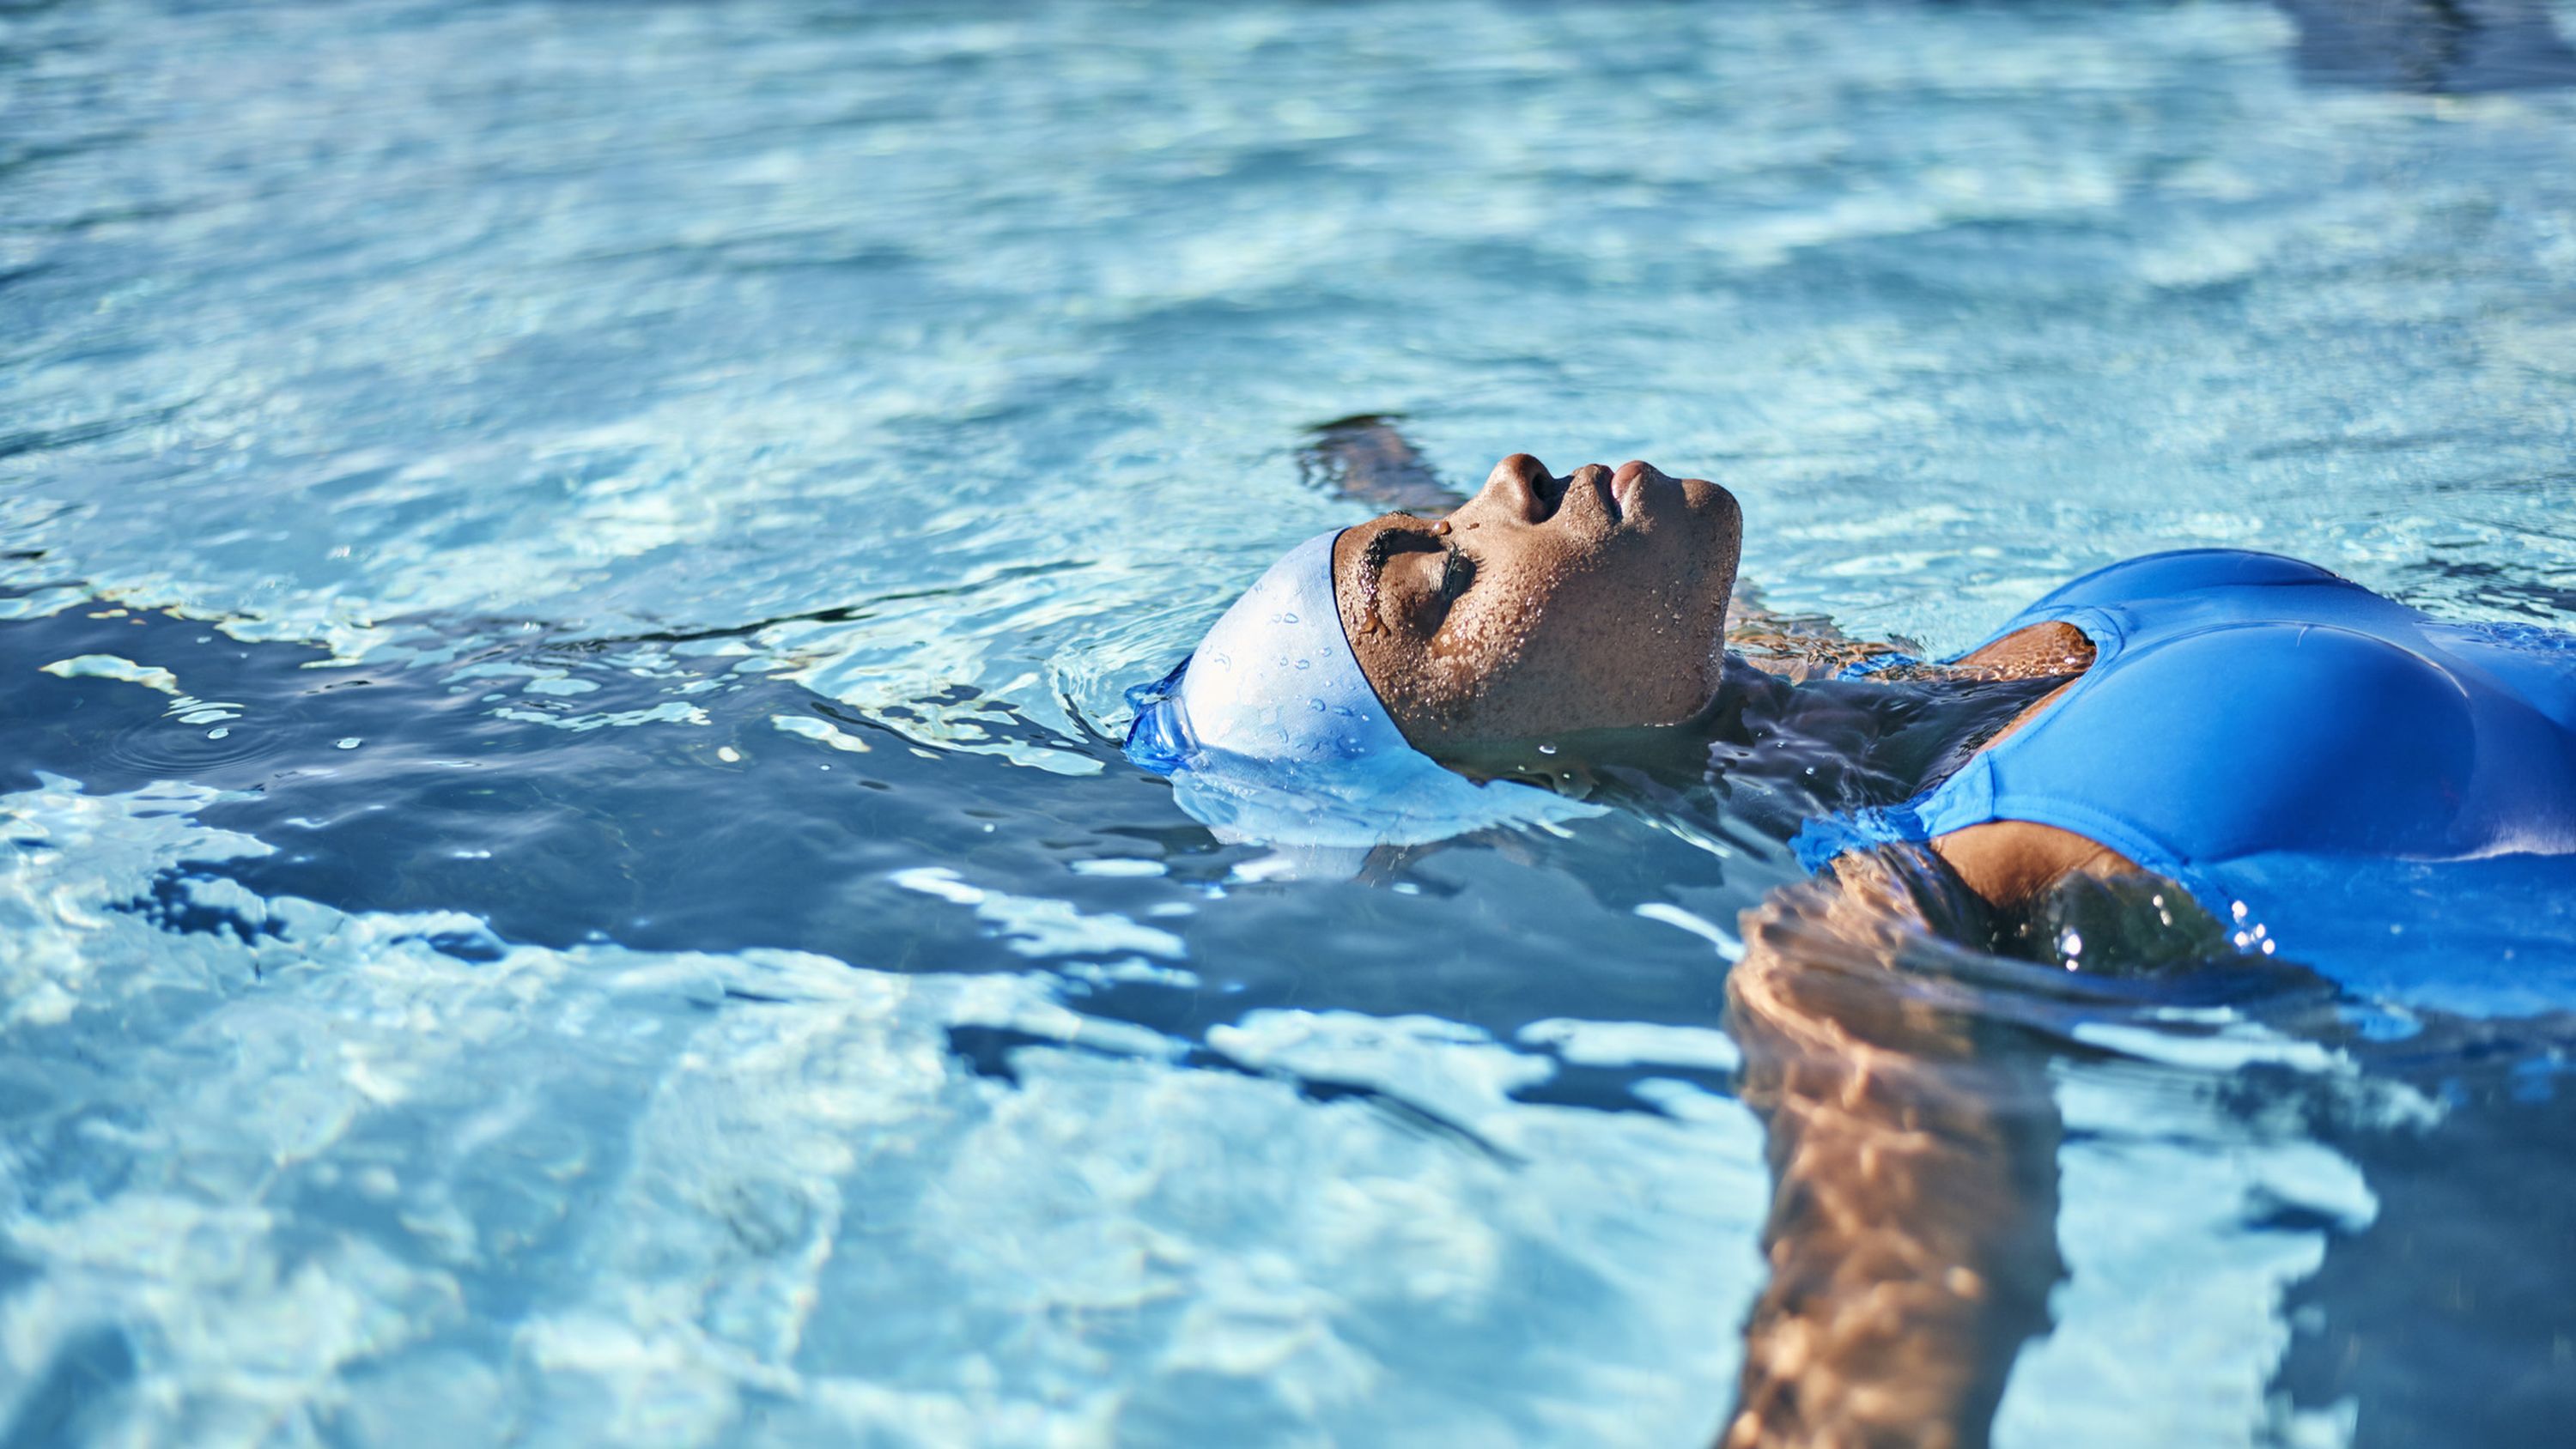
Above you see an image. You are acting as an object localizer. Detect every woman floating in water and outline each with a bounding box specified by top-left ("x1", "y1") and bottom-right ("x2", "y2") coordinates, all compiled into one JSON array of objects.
[{"x1": 1127, "y1": 424, "x2": 2576, "y2": 1447}]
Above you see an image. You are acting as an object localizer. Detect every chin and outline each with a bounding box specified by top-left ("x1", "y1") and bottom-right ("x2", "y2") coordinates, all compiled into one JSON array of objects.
[{"x1": 1693, "y1": 482, "x2": 1745, "y2": 554}]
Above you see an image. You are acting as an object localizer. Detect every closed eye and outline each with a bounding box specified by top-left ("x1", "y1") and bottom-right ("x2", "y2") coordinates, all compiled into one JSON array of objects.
[{"x1": 1438, "y1": 545, "x2": 1475, "y2": 603}]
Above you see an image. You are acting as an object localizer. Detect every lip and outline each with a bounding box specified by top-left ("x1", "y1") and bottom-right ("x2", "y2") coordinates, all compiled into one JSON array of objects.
[
  {"x1": 1610, "y1": 462, "x2": 1739, "y2": 544},
  {"x1": 1607, "y1": 459, "x2": 1667, "y2": 522}
]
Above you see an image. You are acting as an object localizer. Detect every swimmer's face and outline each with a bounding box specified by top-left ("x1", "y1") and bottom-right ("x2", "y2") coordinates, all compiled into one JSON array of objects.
[{"x1": 1334, "y1": 455, "x2": 1742, "y2": 753}]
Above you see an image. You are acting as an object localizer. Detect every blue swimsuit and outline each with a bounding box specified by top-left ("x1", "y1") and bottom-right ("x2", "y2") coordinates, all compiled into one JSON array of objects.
[{"x1": 1812, "y1": 549, "x2": 2576, "y2": 1012}]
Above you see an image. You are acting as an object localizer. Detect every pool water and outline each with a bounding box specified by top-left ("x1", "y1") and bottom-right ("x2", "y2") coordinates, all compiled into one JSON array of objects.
[{"x1": 4, "y1": 1, "x2": 2575, "y2": 1444}]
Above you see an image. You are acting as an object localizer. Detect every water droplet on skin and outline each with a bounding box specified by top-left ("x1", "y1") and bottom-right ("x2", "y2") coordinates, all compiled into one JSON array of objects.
[{"x1": 335, "y1": 737, "x2": 361, "y2": 749}]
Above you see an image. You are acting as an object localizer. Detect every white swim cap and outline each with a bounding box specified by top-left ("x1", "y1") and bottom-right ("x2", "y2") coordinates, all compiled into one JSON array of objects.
[{"x1": 1126, "y1": 530, "x2": 1597, "y2": 851}]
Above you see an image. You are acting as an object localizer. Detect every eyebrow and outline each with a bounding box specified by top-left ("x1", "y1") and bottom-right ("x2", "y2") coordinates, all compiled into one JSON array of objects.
[{"x1": 1357, "y1": 527, "x2": 1413, "y2": 629}]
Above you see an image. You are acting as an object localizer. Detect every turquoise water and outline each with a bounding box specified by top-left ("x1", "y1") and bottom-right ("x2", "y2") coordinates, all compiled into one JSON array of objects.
[{"x1": 3, "y1": 1, "x2": 2575, "y2": 1444}]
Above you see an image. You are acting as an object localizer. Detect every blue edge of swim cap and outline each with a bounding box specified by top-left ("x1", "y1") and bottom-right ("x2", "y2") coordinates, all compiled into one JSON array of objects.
[{"x1": 1124, "y1": 530, "x2": 1597, "y2": 857}]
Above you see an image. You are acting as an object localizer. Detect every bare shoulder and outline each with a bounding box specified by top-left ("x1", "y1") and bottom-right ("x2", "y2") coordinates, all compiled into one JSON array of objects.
[{"x1": 1953, "y1": 619, "x2": 2093, "y2": 679}]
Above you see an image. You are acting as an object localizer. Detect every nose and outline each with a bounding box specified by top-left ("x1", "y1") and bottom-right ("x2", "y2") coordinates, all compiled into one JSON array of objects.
[{"x1": 1476, "y1": 453, "x2": 1556, "y2": 524}]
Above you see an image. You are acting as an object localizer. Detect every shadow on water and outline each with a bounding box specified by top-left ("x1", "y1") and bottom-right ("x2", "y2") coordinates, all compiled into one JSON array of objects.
[
  {"x1": 2281, "y1": 0, "x2": 2576, "y2": 93},
  {"x1": 0, "y1": 592, "x2": 1783, "y2": 1115},
  {"x1": 2262, "y1": 1011, "x2": 2576, "y2": 1446},
  {"x1": 2402, "y1": 555, "x2": 2576, "y2": 621}
]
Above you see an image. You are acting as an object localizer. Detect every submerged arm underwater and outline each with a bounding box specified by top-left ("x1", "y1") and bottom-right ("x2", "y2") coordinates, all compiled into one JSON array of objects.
[
  {"x1": 1722, "y1": 846, "x2": 2063, "y2": 1449},
  {"x1": 1722, "y1": 840, "x2": 2263, "y2": 1449}
]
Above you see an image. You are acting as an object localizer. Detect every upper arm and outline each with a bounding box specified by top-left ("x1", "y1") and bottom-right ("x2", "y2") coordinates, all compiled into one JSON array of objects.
[
  {"x1": 1932, "y1": 818, "x2": 2140, "y2": 912},
  {"x1": 1953, "y1": 620, "x2": 2093, "y2": 679}
]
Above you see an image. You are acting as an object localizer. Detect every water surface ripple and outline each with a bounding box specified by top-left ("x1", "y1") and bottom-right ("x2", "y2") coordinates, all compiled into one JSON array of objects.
[{"x1": 3, "y1": 2, "x2": 2575, "y2": 1446}]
